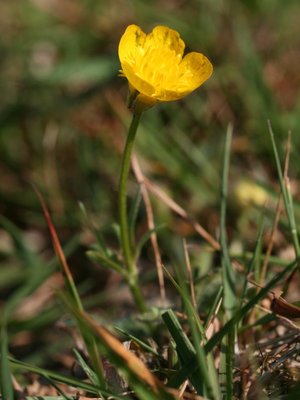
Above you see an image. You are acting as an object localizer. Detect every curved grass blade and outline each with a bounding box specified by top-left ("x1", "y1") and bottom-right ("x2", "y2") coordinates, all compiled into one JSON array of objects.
[
  {"x1": 169, "y1": 257, "x2": 299, "y2": 386},
  {"x1": 33, "y1": 186, "x2": 105, "y2": 387},
  {"x1": 60, "y1": 293, "x2": 175, "y2": 400},
  {"x1": 9, "y1": 357, "x2": 126, "y2": 399},
  {"x1": 162, "y1": 262, "x2": 220, "y2": 399},
  {"x1": 162, "y1": 310, "x2": 218, "y2": 399},
  {"x1": 134, "y1": 224, "x2": 166, "y2": 261},
  {"x1": 87, "y1": 250, "x2": 125, "y2": 275},
  {"x1": 73, "y1": 348, "x2": 100, "y2": 389},
  {"x1": 268, "y1": 121, "x2": 300, "y2": 257},
  {"x1": 33, "y1": 186, "x2": 83, "y2": 311}
]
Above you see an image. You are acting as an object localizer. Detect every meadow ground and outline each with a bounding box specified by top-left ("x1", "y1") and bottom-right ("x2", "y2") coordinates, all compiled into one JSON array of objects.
[{"x1": 1, "y1": 1, "x2": 300, "y2": 399}]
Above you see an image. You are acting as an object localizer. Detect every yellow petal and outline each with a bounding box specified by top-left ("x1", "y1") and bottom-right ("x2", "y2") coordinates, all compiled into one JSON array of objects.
[
  {"x1": 152, "y1": 53, "x2": 213, "y2": 101},
  {"x1": 118, "y1": 25, "x2": 146, "y2": 67},
  {"x1": 118, "y1": 24, "x2": 213, "y2": 107},
  {"x1": 178, "y1": 52, "x2": 213, "y2": 92},
  {"x1": 122, "y1": 62, "x2": 155, "y2": 96},
  {"x1": 144, "y1": 25, "x2": 185, "y2": 58}
]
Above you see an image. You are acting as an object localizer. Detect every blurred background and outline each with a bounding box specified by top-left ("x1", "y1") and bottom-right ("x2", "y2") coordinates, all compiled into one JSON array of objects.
[{"x1": 1, "y1": 0, "x2": 300, "y2": 377}]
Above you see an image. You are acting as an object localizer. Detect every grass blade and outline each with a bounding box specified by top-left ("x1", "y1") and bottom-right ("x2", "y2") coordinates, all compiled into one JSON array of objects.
[
  {"x1": 33, "y1": 185, "x2": 83, "y2": 311},
  {"x1": 134, "y1": 223, "x2": 166, "y2": 261},
  {"x1": 9, "y1": 357, "x2": 126, "y2": 399},
  {"x1": 114, "y1": 327, "x2": 162, "y2": 358},
  {"x1": 219, "y1": 125, "x2": 236, "y2": 398},
  {"x1": 128, "y1": 187, "x2": 142, "y2": 249},
  {"x1": 60, "y1": 293, "x2": 175, "y2": 400},
  {"x1": 162, "y1": 256, "x2": 220, "y2": 398},
  {"x1": 268, "y1": 121, "x2": 300, "y2": 257},
  {"x1": 73, "y1": 349, "x2": 102, "y2": 392},
  {"x1": 220, "y1": 124, "x2": 237, "y2": 315},
  {"x1": 204, "y1": 286, "x2": 223, "y2": 329},
  {"x1": 86, "y1": 250, "x2": 125, "y2": 275},
  {"x1": 169, "y1": 256, "x2": 299, "y2": 386},
  {"x1": 0, "y1": 324, "x2": 14, "y2": 400},
  {"x1": 162, "y1": 310, "x2": 219, "y2": 398},
  {"x1": 34, "y1": 186, "x2": 106, "y2": 387}
]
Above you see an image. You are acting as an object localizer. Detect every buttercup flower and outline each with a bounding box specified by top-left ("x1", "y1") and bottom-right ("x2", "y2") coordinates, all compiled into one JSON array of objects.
[
  {"x1": 118, "y1": 24, "x2": 213, "y2": 110},
  {"x1": 234, "y1": 180, "x2": 269, "y2": 207}
]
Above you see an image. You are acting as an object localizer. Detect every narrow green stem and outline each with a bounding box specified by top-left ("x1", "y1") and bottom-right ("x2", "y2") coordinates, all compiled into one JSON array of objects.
[
  {"x1": 118, "y1": 111, "x2": 146, "y2": 312},
  {"x1": 118, "y1": 112, "x2": 141, "y2": 270}
]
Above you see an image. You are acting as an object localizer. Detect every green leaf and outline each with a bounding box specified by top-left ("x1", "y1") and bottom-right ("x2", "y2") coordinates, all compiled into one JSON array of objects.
[
  {"x1": 87, "y1": 250, "x2": 124, "y2": 275},
  {"x1": 220, "y1": 125, "x2": 237, "y2": 315},
  {"x1": 129, "y1": 187, "x2": 142, "y2": 249},
  {"x1": 268, "y1": 121, "x2": 300, "y2": 257},
  {"x1": 135, "y1": 223, "x2": 166, "y2": 261},
  {"x1": 9, "y1": 356, "x2": 125, "y2": 399},
  {"x1": 35, "y1": 57, "x2": 117, "y2": 85},
  {"x1": 169, "y1": 257, "x2": 299, "y2": 387},
  {"x1": 0, "y1": 324, "x2": 14, "y2": 400},
  {"x1": 60, "y1": 293, "x2": 175, "y2": 400},
  {"x1": 73, "y1": 349, "x2": 101, "y2": 391}
]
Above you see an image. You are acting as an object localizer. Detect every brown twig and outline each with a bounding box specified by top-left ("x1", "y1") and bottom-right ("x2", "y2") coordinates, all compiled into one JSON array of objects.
[
  {"x1": 205, "y1": 296, "x2": 222, "y2": 339},
  {"x1": 143, "y1": 178, "x2": 221, "y2": 251},
  {"x1": 183, "y1": 238, "x2": 197, "y2": 310},
  {"x1": 131, "y1": 155, "x2": 166, "y2": 304},
  {"x1": 259, "y1": 195, "x2": 283, "y2": 286}
]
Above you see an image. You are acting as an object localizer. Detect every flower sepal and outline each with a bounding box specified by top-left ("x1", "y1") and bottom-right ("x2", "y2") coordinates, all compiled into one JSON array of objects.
[{"x1": 127, "y1": 84, "x2": 157, "y2": 114}]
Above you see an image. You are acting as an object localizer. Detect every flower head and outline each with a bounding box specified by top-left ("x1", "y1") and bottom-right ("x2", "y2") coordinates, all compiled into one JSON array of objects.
[
  {"x1": 118, "y1": 24, "x2": 213, "y2": 110},
  {"x1": 234, "y1": 180, "x2": 269, "y2": 208}
]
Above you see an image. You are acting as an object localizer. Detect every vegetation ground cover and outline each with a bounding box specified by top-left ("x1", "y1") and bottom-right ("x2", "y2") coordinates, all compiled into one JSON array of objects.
[{"x1": 1, "y1": 1, "x2": 300, "y2": 398}]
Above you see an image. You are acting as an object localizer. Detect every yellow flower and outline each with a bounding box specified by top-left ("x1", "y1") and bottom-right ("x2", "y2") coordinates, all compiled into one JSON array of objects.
[
  {"x1": 118, "y1": 24, "x2": 213, "y2": 110},
  {"x1": 234, "y1": 180, "x2": 270, "y2": 208}
]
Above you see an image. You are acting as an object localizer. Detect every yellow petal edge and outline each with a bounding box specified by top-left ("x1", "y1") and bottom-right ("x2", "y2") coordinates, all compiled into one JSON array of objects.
[{"x1": 118, "y1": 24, "x2": 213, "y2": 105}]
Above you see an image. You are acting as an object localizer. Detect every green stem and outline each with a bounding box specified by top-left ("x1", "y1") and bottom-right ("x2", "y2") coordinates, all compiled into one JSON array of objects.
[{"x1": 118, "y1": 111, "x2": 146, "y2": 312}]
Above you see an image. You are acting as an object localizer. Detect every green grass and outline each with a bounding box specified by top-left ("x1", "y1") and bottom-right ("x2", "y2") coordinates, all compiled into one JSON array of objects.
[{"x1": 1, "y1": 0, "x2": 300, "y2": 398}]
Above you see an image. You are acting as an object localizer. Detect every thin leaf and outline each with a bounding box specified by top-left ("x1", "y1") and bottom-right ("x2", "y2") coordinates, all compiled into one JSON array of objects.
[
  {"x1": 220, "y1": 124, "x2": 237, "y2": 315},
  {"x1": 162, "y1": 310, "x2": 215, "y2": 398},
  {"x1": 33, "y1": 185, "x2": 83, "y2": 311},
  {"x1": 169, "y1": 257, "x2": 299, "y2": 386},
  {"x1": 36, "y1": 57, "x2": 117, "y2": 85},
  {"x1": 60, "y1": 293, "x2": 175, "y2": 400},
  {"x1": 114, "y1": 327, "x2": 162, "y2": 359},
  {"x1": 128, "y1": 187, "x2": 142, "y2": 249},
  {"x1": 86, "y1": 250, "x2": 125, "y2": 275},
  {"x1": 79, "y1": 202, "x2": 108, "y2": 257},
  {"x1": 204, "y1": 286, "x2": 223, "y2": 329},
  {"x1": 73, "y1": 349, "x2": 101, "y2": 391},
  {"x1": 34, "y1": 186, "x2": 105, "y2": 387},
  {"x1": 241, "y1": 214, "x2": 265, "y2": 301},
  {"x1": 0, "y1": 324, "x2": 14, "y2": 400},
  {"x1": 134, "y1": 224, "x2": 166, "y2": 261},
  {"x1": 0, "y1": 214, "x2": 40, "y2": 268},
  {"x1": 9, "y1": 357, "x2": 125, "y2": 399},
  {"x1": 268, "y1": 121, "x2": 300, "y2": 256},
  {"x1": 41, "y1": 376, "x2": 73, "y2": 400},
  {"x1": 162, "y1": 256, "x2": 220, "y2": 397}
]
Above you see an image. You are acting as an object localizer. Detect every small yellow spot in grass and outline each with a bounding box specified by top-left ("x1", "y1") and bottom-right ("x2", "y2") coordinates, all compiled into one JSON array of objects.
[{"x1": 234, "y1": 180, "x2": 269, "y2": 207}]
